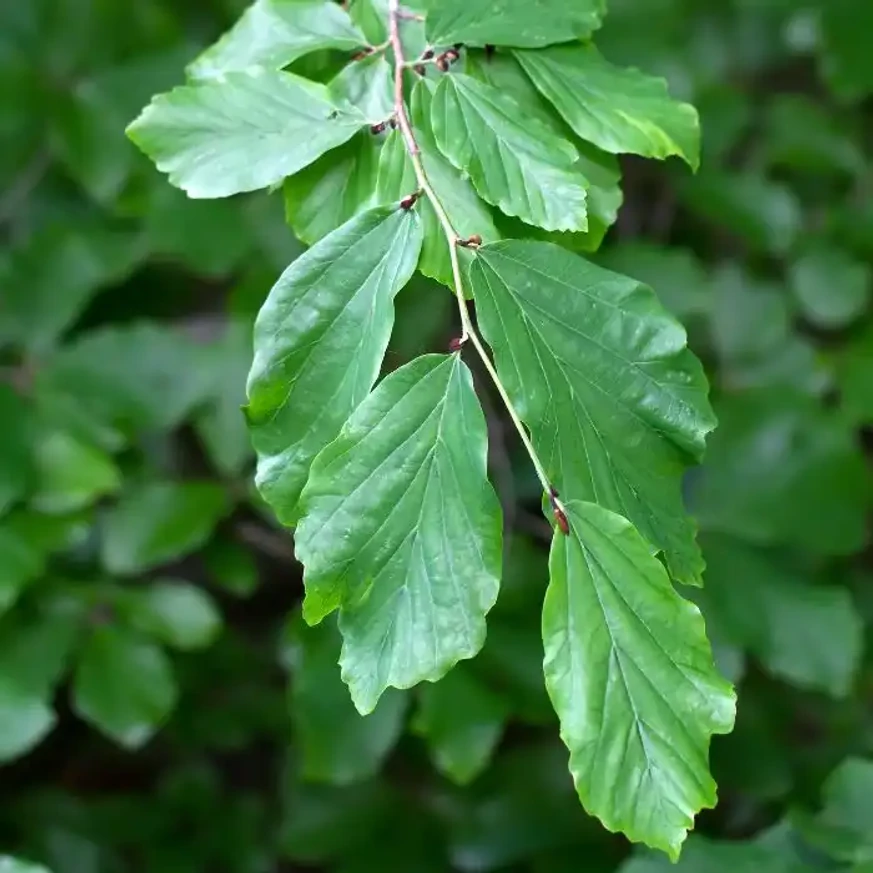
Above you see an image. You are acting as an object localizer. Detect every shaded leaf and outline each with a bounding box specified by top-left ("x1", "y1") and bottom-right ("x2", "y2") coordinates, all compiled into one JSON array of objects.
[
  {"x1": 0, "y1": 688, "x2": 56, "y2": 762},
  {"x1": 0, "y1": 385, "x2": 34, "y2": 515},
  {"x1": 72, "y1": 625, "x2": 178, "y2": 748},
  {"x1": 544, "y1": 501, "x2": 735, "y2": 858},
  {"x1": 296, "y1": 354, "x2": 503, "y2": 714},
  {"x1": 286, "y1": 615, "x2": 407, "y2": 785},
  {"x1": 101, "y1": 481, "x2": 230, "y2": 575},
  {"x1": 793, "y1": 758, "x2": 873, "y2": 864},
  {"x1": 413, "y1": 663, "x2": 508, "y2": 784},
  {"x1": 329, "y1": 55, "x2": 393, "y2": 125},
  {"x1": 188, "y1": 0, "x2": 364, "y2": 80},
  {"x1": 516, "y1": 46, "x2": 700, "y2": 169},
  {"x1": 689, "y1": 390, "x2": 869, "y2": 557},
  {"x1": 790, "y1": 246, "x2": 871, "y2": 330},
  {"x1": 701, "y1": 536, "x2": 863, "y2": 697},
  {"x1": 821, "y1": 0, "x2": 873, "y2": 101},
  {"x1": 468, "y1": 240, "x2": 715, "y2": 584},
  {"x1": 31, "y1": 431, "x2": 121, "y2": 514},
  {"x1": 127, "y1": 69, "x2": 365, "y2": 198},
  {"x1": 246, "y1": 206, "x2": 422, "y2": 524},
  {"x1": 425, "y1": 0, "x2": 606, "y2": 49},
  {"x1": 118, "y1": 581, "x2": 223, "y2": 651},
  {"x1": 284, "y1": 132, "x2": 380, "y2": 246},
  {"x1": 0, "y1": 527, "x2": 43, "y2": 615},
  {"x1": 430, "y1": 74, "x2": 589, "y2": 232}
]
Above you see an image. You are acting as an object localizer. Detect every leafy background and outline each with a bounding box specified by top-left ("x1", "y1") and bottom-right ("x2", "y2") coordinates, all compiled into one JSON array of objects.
[{"x1": 1, "y1": 0, "x2": 872, "y2": 871}]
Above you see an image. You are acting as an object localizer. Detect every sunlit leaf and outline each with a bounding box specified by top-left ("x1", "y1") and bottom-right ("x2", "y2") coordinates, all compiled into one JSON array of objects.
[
  {"x1": 127, "y1": 69, "x2": 366, "y2": 198},
  {"x1": 468, "y1": 240, "x2": 715, "y2": 584},
  {"x1": 188, "y1": 0, "x2": 365, "y2": 80},
  {"x1": 246, "y1": 206, "x2": 422, "y2": 524},
  {"x1": 296, "y1": 354, "x2": 503, "y2": 714},
  {"x1": 544, "y1": 501, "x2": 735, "y2": 858}
]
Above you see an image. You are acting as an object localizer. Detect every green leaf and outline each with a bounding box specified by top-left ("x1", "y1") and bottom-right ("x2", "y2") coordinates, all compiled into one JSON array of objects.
[
  {"x1": 101, "y1": 481, "x2": 230, "y2": 575},
  {"x1": 246, "y1": 206, "x2": 422, "y2": 525},
  {"x1": 793, "y1": 758, "x2": 873, "y2": 864},
  {"x1": 188, "y1": 0, "x2": 365, "y2": 80},
  {"x1": 0, "y1": 385, "x2": 34, "y2": 515},
  {"x1": 0, "y1": 224, "x2": 146, "y2": 354},
  {"x1": 203, "y1": 539, "x2": 259, "y2": 598},
  {"x1": 597, "y1": 244, "x2": 710, "y2": 323},
  {"x1": 689, "y1": 390, "x2": 869, "y2": 557},
  {"x1": 413, "y1": 664, "x2": 508, "y2": 785},
  {"x1": 425, "y1": 0, "x2": 606, "y2": 48},
  {"x1": 376, "y1": 84, "x2": 501, "y2": 286},
  {"x1": 31, "y1": 431, "x2": 121, "y2": 514},
  {"x1": 127, "y1": 69, "x2": 365, "y2": 198},
  {"x1": 286, "y1": 615, "x2": 407, "y2": 784},
  {"x1": 790, "y1": 246, "x2": 871, "y2": 330},
  {"x1": 681, "y1": 171, "x2": 801, "y2": 256},
  {"x1": 0, "y1": 857, "x2": 53, "y2": 873},
  {"x1": 117, "y1": 581, "x2": 223, "y2": 651},
  {"x1": 38, "y1": 322, "x2": 215, "y2": 439},
  {"x1": 544, "y1": 501, "x2": 735, "y2": 859},
  {"x1": 430, "y1": 74, "x2": 589, "y2": 232},
  {"x1": 821, "y1": 0, "x2": 873, "y2": 101},
  {"x1": 617, "y1": 834, "x2": 796, "y2": 873},
  {"x1": 0, "y1": 602, "x2": 81, "y2": 762},
  {"x1": 72, "y1": 624, "x2": 178, "y2": 748},
  {"x1": 468, "y1": 240, "x2": 716, "y2": 584},
  {"x1": 0, "y1": 687, "x2": 55, "y2": 761},
  {"x1": 284, "y1": 132, "x2": 380, "y2": 246},
  {"x1": 0, "y1": 527, "x2": 43, "y2": 615},
  {"x1": 516, "y1": 46, "x2": 700, "y2": 169},
  {"x1": 701, "y1": 537, "x2": 863, "y2": 697},
  {"x1": 295, "y1": 354, "x2": 503, "y2": 714},
  {"x1": 329, "y1": 55, "x2": 393, "y2": 125}
]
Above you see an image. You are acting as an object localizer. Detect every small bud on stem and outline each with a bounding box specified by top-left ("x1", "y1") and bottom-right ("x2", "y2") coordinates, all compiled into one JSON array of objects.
[
  {"x1": 457, "y1": 234, "x2": 483, "y2": 249},
  {"x1": 400, "y1": 191, "x2": 421, "y2": 210}
]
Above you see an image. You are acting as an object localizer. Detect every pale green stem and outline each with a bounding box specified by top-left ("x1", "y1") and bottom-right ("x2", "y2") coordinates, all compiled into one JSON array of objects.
[{"x1": 387, "y1": 0, "x2": 561, "y2": 509}]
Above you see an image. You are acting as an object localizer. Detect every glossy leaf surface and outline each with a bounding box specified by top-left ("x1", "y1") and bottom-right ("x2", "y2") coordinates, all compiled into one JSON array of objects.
[
  {"x1": 246, "y1": 206, "x2": 422, "y2": 524},
  {"x1": 425, "y1": 0, "x2": 606, "y2": 49},
  {"x1": 468, "y1": 240, "x2": 716, "y2": 584},
  {"x1": 431, "y1": 74, "x2": 589, "y2": 232},
  {"x1": 516, "y1": 46, "x2": 700, "y2": 169},
  {"x1": 296, "y1": 354, "x2": 503, "y2": 714},
  {"x1": 544, "y1": 501, "x2": 735, "y2": 858}
]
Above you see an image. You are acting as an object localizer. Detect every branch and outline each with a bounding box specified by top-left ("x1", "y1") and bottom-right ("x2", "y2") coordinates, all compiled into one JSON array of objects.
[{"x1": 387, "y1": 0, "x2": 565, "y2": 521}]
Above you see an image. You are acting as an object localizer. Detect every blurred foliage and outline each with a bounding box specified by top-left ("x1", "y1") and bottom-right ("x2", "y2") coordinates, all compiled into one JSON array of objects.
[{"x1": 1, "y1": 0, "x2": 872, "y2": 871}]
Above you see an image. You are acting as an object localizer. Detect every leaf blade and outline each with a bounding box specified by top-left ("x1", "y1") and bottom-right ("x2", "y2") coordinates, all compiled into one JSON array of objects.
[
  {"x1": 468, "y1": 240, "x2": 716, "y2": 584},
  {"x1": 516, "y1": 46, "x2": 700, "y2": 170},
  {"x1": 246, "y1": 206, "x2": 423, "y2": 523},
  {"x1": 127, "y1": 69, "x2": 365, "y2": 198},
  {"x1": 295, "y1": 354, "x2": 503, "y2": 713},
  {"x1": 545, "y1": 501, "x2": 735, "y2": 857},
  {"x1": 188, "y1": 0, "x2": 365, "y2": 80},
  {"x1": 430, "y1": 74, "x2": 589, "y2": 233}
]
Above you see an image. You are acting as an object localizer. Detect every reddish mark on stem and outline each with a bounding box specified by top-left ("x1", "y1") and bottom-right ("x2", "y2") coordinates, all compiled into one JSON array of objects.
[
  {"x1": 448, "y1": 337, "x2": 465, "y2": 353},
  {"x1": 400, "y1": 191, "x2": 420, "y2": 210},
  {"x1": 457, "y1": 234, "x2": 482, "y2": 248},
  {"x1": 553, "y1": 507, "x2": 570, "y2": 536}
]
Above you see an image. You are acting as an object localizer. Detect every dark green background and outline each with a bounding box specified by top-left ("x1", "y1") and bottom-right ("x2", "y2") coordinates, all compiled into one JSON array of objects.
[{"x1": 1, "y1": 0, "x2": 872, "y2": 871}]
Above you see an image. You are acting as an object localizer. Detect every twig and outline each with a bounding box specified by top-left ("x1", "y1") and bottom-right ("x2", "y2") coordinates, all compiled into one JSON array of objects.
[{"x1": 387, "y1": 0, "x2": 563, "y2": 515}]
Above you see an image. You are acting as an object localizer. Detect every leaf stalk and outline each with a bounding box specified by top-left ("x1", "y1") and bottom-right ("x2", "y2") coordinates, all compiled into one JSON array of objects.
[{"x1": 387, "y1": 0, "x2": 561, "y2": 510}]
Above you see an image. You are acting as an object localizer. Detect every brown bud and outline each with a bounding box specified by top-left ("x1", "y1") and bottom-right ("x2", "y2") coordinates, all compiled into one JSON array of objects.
[
  {"x1": 370, "y1": 122, "x2": 387, "y2": 135},
  {"x1": 554, "y1": 507, "x2": 570, "y2": 536},
  {"x1": 448, "y1": 337, "x2": 464, "y2": 353},
  {"x1": 436, "y1": 56, "x2": 449, "y2": 72},
  {"x1": 414, "y1": 63, "x2": 426, "y2": 76},
  {"x1": 422, "y1": 48, "x2": 435, "y2": 60},
  {"x1": 549, "y1": 485, "x2": 560, "y2": 500},
  {"x1": 400, "y1": 192, "x2": 420, "y2": 211},
  {"x1": 457, "y1": 234, "x2": 483, "y2": 248},
  {"x1": 444, "y1": 48, "x2": 460, "y2": 64}
]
